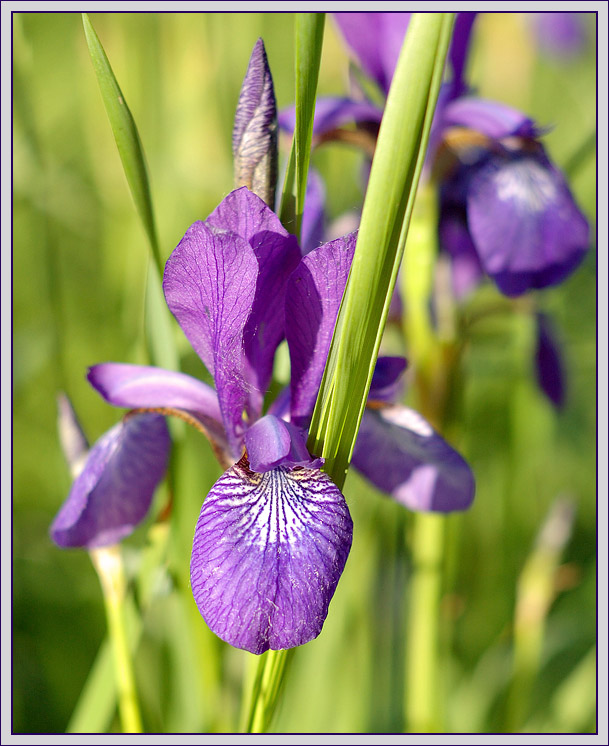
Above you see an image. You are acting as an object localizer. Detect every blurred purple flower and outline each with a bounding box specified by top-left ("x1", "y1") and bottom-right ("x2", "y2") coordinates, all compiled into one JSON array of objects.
[
  {"x1": 530, "y1": 12, "x2": 589, "y2": 58},
  {"x1": 284, "y1": 12, "x2": 589, "y2": 301},
  {"x1": 52, "y1": 187, "x2": 474, "y2": 653},
  {"x1": 437, "y1": 98, "x2": 589, "y2": 298}
]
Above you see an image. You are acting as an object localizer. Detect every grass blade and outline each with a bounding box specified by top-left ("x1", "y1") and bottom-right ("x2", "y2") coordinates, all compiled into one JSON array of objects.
[
  {"x1": 82, "y1": 13, "x2": 162, "y2": 276},
  {"x1": 82, "y1": 13, "x2": 177, "y2": 372},
  {"x1": 308, "y1": 13, "x2": 455, "y2": 487},
  {"x1": 279, "y1": 13, "x2": 325, "y2": 239}
]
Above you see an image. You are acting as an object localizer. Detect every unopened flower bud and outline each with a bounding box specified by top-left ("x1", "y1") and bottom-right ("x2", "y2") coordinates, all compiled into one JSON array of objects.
[{"x1": 232, "y1": 38, "x2": 278, "y2": 208}]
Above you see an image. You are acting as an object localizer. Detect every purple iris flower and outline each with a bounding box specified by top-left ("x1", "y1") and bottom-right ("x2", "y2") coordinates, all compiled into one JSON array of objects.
[
  {"x1": 51, "y1": 185, "x2": 474, "y2": 654},
  {"x1": 283, "y1": 12, "x2": 589, "y2": 300},
  {"x1": 437, "y1": 98, "x2": 590, "y2": 298}
]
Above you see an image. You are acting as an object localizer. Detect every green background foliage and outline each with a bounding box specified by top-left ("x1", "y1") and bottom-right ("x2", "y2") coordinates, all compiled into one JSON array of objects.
[{"x1": 13, "y1": 12, "x2": 596, "y2": 733}]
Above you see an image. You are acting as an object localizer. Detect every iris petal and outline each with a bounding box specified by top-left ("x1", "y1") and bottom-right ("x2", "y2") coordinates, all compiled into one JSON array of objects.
[
  {"x1": 332, "y1": 13, "x2": 411, "y2": 95},
  {"x1": 352, "y1": 407, "x2": 475, "y2": 512},
  {"x1": 286, "y1": 232, "x2": 357, "y2": 428},
  {"x1": 163, "y1": 221, "x2": 258, "y2": 452},
  {"x1": 88, "y1": 362, "x2": 231, "y2": 457},
  {"x1": 190, "y1": 458, "x2": 352, "y2": 654},
  {"x1": 535, "y1": 312, "x2": 566, "y2": 408},
  {"x1": 245, "y1": 414, "x2": 323, "y2": 472},
  {"x1": 50, "y1": 414, "x2": 170, "y2": 548},
  {"x1": 279, "y1": 97, "x2": 383, "y2": 138},
  {"x1": 207, "y1": 187, "x2": 301, "y2": 406},
  {"x1": 466, "y1": 149, "x2": 589, "y2": 296},
  {"x1": 369, "y1": 356, "x2": 407, "y2": 402},
  {"x1": 443, "y1": 97, "x2": 538, "y2": 140}
]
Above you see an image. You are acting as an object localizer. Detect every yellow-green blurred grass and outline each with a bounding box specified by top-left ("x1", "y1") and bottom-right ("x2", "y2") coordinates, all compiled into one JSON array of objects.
[{"x1": 13, "y1": 12, "x2": 596, "y2": 733}]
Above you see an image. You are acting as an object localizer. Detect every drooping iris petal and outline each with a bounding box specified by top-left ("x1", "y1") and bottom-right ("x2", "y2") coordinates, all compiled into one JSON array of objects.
[
  {"x1": 369, "y1": 356, "x2": 407, "y2": 402},
  {"x1": 232, "y1": 38, "x2": 278, "y2": 208},
  {"x1": 278, "y1": 97, "x2": 383, "y2": 138},
  {"x1": 285, "y1": 232, "x2": 357, "y2": 428},
  {"x1": 352, "y1": 406, "x2": 475, "y2": 512},
  {"x1": 206, "y1": 187, "x2": 301, "y2": 405},
  {"x1": 244, "y1": 414, "x2": 323, "y2": 472},
  {"x1": 332, "y1": 12, "x2": 411, "y2": 95},
  {"x1": 535, "y1": 312, "x2": 565, "y2": 408},
  {"x1": 163, "y1": 220, "x2": 258, "y2": 453},
  {"x1": 87, "y1": 363, "x2": 231, "y2": 457},
  {"x1": 190, "y1": 458, "x2": 353, "y2": 654},
  {"x1": 443, "y1": 97, "x2": 538, "y2": 140},
  {"x1": 50, "y1": 414, "x2": 170, "y2": 548},
  {"x1": 466, "y1": 147, "x2": 589, "y2": 296}
]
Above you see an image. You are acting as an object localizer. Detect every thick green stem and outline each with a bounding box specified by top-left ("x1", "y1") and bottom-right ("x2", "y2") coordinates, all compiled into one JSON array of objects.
[
  {"x1": 401, "y1": 175, "x2": 451, "y2": 735},
  {"x1": 405, "y1": 514, "x2": 445, "y2": 732},
  {"x1": 90, "y1": 546, "x2": 143, "y2": 734}
]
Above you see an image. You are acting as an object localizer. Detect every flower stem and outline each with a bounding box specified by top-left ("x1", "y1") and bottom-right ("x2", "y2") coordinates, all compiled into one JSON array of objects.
[
  {"x1": 90, "y1": 546, "x2": 143, "y2": 734},
  {"x1": 404, "y1": 513, "x2": 445, "y2": 732},
  {"x1": 401, "y1": 180, "x2": 451, "y2": 734},
  {"x1": 241, "y1": 649, "x2": 294, "y2": 733}
]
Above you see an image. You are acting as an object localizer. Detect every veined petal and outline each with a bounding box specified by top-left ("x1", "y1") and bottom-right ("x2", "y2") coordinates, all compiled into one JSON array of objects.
[
  {"x1": 332, "y1": 12, "x2": 411, "y2": 95},
  {"x1": 50, "y1": 414, "x2": 170, "y2": 548},
  {"x1": 285, "y1": 232, "x2": 357, "y2": 428},
  {"x1": 207, "y1": 187, "x2": 301, "y2": 403},
  {"x1": 352, "y1": 407, "x2": 475, "y2": 512},
  {"x1": 190, "y1": 458, "x2": 353, "y2": 654},
  {"x1": 466, "y1": 148, "x2": 589, "y2": 296},
  {"x1": 163, "y1": 220, "x2": 258, "y2": 452},
  {"x1": 244, "y1": 414, "x2": 323, "y2": 472},
  {"x1": 87, "y1": 363, "x2": 230, "y2": 456}
]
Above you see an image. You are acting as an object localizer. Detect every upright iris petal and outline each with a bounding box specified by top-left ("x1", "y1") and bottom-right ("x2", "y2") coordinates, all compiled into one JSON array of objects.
[
  {"x1": 190, "y1": 457, "x2": 353, "y2": 654},
  {"x1": 332, "y1": 12, "x2": 411, "y2": 95},
  {"x1": 164, "y1": 221, "x2": 259, "y2": 452},
  {"x1": 206, "y1": 188, "x2": 301, "y2": 407},
  {"x1": 285, "y1": 232, "x2": 357, "y2": 428}
]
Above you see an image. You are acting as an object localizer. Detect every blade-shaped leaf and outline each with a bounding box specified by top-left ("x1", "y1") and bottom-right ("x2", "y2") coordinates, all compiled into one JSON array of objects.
[
  {"x1": 82, "y1": 14, "x2": 178, "y2": 373},
  {"x1": 82, "y1": 13, "x2": 161, "y2": 274},
  {"x1": 279, "y1": 13, "x2": 325, "y2": 240},
  {"x1": 308, "y1": 13, "x2": 455, "y2": 487}
]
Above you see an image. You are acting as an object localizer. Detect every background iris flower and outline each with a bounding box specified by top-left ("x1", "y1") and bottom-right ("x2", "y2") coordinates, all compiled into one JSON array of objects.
[{"x1": 282, "y1": 12, "x2": 589, "y2": 301}]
